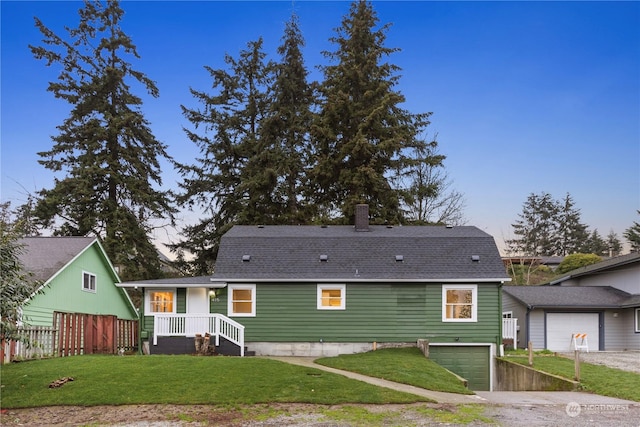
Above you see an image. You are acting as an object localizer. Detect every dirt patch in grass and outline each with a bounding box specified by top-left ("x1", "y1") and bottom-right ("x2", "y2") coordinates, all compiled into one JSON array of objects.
[
  {"x1": 0, "y1": 403, "x2": 488, "y2": 426},
  {"x1": 4, "y1": 402, "x2": 638, "y2": 426}
]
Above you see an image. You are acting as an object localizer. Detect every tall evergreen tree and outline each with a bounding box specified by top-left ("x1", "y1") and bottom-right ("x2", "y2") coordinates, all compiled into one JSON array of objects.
[
  {"x1": 606, "y1": 230, "x2": 622, "y2": 256},
  {"x1": 624, "y1": 210, "x2": 640, "y2": 252},
  {"x1": 260, "y1": 13, "x2": 316, "y2": 224},
  {"x1": 29, "y1": 0, "x2": 175, "y2": 280},
  {"x1": 555, "y1": 193, "x2": 588, "y2": 255},
  {"x1": 310, "y1": 0, "x2": 434, "y2": 223},
  {"x1": 176, "y1": 39, "x2": 273, "y2": 274},
  {"x1": 582, "y1": 229, "x2": 608, "y2": 256},
  {"x1": 508, "y1": 192, "x2": 559, "y2": 256}
]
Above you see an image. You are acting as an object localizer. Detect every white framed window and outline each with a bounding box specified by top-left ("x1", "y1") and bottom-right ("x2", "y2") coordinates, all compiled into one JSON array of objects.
[
  {"x1": 317, "y1": 284, "x2": 346, "y2": 310},
  {"x1": 146, "y1": 289, "x2": 176, "y2": 314},
  {"x1": 442, "y1": 284, "x2": 477, "y2": 322},
  {"x1": 228, "y1": 284, "x2": 256, "y2": 317},
  {"x1": 502, "y1": 311, "x2": 513, "y2": 319},
  {"x1": 82, "y1": 271, "x2": 97, "y2": 293},
  {"x1": 635, "y1": 308, "x2": 640, "y2": 333}
]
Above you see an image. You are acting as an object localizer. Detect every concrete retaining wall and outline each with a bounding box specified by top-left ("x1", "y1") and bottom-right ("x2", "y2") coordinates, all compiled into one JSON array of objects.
[{"x1": 495, "y1": 358, "x2": 579, "y2": 391}]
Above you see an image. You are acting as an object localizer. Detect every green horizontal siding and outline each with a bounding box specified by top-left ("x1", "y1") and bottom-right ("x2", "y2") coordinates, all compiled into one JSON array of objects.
[
  {"x1": 141, "y1": 283, "x2": 502, "y2": 346},
  {"x1": 234, "y1": 282, "x2": 500, "y2": 344}
]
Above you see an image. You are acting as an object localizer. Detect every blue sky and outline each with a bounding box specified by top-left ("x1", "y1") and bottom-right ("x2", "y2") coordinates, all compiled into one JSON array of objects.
[{"x1": 2, "y1": 1, "x2": 639, "y2": 253}]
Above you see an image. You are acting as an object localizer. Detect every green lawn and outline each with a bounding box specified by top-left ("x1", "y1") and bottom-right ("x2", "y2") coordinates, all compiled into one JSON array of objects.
[
  {"x1": 504, "y1": 355, "x2": 640, "y2": 402},
  {"x1": 0, "y1": 355, "x2": 432, "y2": 409},
  {"x1": 316, "y1": 347, "x2": 473, "y2": 394}
]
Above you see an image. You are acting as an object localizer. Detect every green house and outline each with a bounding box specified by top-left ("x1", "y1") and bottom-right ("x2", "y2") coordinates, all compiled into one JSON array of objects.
[
  {"x1": 19, "y1": 237, "x2": 137, "y2": 327},
  {"x1": 120, "y1": 206, "x2": 510, "y2": 390}
]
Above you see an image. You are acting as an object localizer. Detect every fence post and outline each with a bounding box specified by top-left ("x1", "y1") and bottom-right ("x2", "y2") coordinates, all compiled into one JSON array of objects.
[
  {"x1": 574, "y1": 350, "x2": 581, "y2": 381},
  {"x1": 528, "y1": 341, "x2": 533, "y2": 366}
]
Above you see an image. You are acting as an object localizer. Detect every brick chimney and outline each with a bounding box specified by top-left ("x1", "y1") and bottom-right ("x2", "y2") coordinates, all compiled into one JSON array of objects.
[{"x1": 355, "y1": 204, "x2": 370, "y2": 232}]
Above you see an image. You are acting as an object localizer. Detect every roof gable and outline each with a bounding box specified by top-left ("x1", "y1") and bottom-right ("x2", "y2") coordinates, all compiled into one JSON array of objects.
[
  {"x1": 549, "y1": 252, "x2": 640, "y2": 285},
  {"x1": 212, "y1": 225, "x2": 508, "y2": 282},
  {"x1": 18, "y1": 237, "x2": 108, "y2": 283},
  {"x1": 503, "y1": 285, "x2": 631, "y2": 308}
]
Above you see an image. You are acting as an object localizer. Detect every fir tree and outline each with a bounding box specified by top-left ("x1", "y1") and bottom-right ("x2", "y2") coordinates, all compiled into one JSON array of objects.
[
  {"x1": 260, "y1": 13, "x2": 316, "y2": 224},
  {"x1": 29, "y1": 0, "x2": 175, "y2": 280},
  {"x1": 508, "y1": 192, "x2": 559, "y2": 256},
  {"x1": 556, "y1": 193, "x2": 588, "y2": 255},
  {"x1": 176, "y1": 39, "x2": 273, "y2": 274},
  {"x1": 310, "y1": 0, "x2": 434, "y2": 223},
  {"x1": 624, "y1": 210, "x2": 640, "y2": 252},
  {"x1": 606, "y1": 230, "x2": 622, "y2": 256}
]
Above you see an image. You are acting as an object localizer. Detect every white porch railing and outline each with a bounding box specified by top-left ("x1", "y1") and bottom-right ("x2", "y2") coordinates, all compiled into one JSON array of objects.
[
  {"x1": 153, "y1": 313, "x2": 245, "y2": 356},
  {"x1": 502, "y1": 317, "x2": 518, "y2": 345}
]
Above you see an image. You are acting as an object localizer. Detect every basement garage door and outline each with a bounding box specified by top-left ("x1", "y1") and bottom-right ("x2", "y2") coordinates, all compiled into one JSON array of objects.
[
  {"x1": 546, "y1": 313, "x2": 600, "y2": 352},
  {"x1": 428, "y1": 345, "x2": 490, "y2": 391}
]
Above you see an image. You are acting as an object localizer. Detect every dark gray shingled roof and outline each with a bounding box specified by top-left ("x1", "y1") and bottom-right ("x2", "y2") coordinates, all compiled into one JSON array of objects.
[
  {"x1": 210, "y1": 225, "x2": 509, "y2": 282},
  {"x1": 503, "y1": 285, "x2": 632, "y2": 308},
  {"x1": 18, "y1": 237, "x2": 97, "y2": 282}
]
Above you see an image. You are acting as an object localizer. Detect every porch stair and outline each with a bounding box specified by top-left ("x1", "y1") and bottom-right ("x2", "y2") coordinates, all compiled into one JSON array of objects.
[{"x1": 153, "y1": 313, "x2": 246, "y2": 356}]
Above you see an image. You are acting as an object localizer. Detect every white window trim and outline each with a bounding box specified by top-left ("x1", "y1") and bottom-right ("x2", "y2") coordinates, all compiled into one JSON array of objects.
[
  {"x1": 228, "y1": 284, "x2": 256, "y2": 317},
  {"x1": 502, "y1": 311, "x2": 513, "y2": 319},
  {"x1": 82, "y1": 271, "x2": 97, "y2": 293},
  {"x1": 317, "y1": 284, "x2": 346, "y2": 310},
  {"x1": 145, "y1": 288, "x2": 177, "y2": 314},
  {"x1": 442, "y1": 284, "x2": 477, "y2": 322},
  {"x1": 635, "y1": 308, "x2": 640, "y2": 333}
]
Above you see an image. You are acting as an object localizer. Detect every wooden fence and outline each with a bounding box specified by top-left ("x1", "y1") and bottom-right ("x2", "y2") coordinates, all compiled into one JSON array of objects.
[{"x1": 1, "y1": 312, "x2": 138, "y2": 363}]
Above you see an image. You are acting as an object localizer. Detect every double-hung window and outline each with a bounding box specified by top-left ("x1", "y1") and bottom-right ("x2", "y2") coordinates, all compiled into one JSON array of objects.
[
  {"x1": 146, "y1": 289, "x2": 176, "y2": 313},
  {"x1": 82, "y1": 272, "x2": 97, "y2": 293},
  {"x1": 228, "y1": 284, "x2": 256, "y2": 317},
  {"x1": 317, "y1": 284, "x2": 346, "y2": 310},
  {"x1": 442, "y1": 284, "x2": 477, "y2": 322},
  {"x1": 635, "y1": 308, "x2": 640, "y2": 333}
]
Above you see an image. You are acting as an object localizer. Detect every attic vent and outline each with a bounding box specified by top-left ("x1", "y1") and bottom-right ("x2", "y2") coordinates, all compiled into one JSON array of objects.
[
  {"x1": 242, "y1": 255, "x2": 251, "y2": 262},
  {"x1": 471, "y1": 255, "x2": 480, "y2": 262},
  {"x1": 395, "y1": 255, "x2": 404, "y2": 262},
  {"x1": 320, "y1": 254, "x2": 328, "y2": 262}
]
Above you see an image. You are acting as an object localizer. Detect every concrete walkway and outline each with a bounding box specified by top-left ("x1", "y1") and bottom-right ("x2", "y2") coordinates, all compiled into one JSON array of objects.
[
  {"x1": 264, "y1": 356, "x2": 486, "y2": 404},
  {"x1": 264, "y1": 356, "x2": 639, "y2": 407}
]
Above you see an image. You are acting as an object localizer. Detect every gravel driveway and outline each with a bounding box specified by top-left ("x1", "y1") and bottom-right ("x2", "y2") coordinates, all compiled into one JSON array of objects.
[{"x1": 559, "y1": 351, "x2": 640, "y2": 374}]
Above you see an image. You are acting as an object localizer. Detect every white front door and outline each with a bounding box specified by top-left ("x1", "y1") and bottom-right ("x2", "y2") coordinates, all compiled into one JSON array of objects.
[
  {"x1": 187, "y1": 288, "x2": 210, "y2": 313},
  {"x1": 546, "y1": 313, "x2": 600, "y2": 352}
]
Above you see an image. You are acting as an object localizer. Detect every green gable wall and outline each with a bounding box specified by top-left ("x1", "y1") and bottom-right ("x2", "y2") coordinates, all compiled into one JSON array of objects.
[
  {"x1": 21, "y1": 244, "x2": 136, "y2": 326},
  {"x1": 217, "y1": 282, "x2": 501, "y2": 344}
]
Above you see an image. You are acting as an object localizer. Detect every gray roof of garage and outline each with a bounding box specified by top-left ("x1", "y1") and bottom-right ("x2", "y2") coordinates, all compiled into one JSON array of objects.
[
  {"x1": 503, "y1": 285, "x2": 632, "y2": 308},
  {"x1": 211, "y1": 225, "x2": 509, "y2": 282}
]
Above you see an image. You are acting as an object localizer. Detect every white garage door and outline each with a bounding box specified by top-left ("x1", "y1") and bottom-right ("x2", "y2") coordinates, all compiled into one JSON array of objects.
[{"x1": 546, "y1": 313, "x2": 599, "y2": 352}]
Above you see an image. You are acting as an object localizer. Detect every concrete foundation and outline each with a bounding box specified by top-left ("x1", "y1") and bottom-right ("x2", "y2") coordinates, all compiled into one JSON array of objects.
[{"x1": 247, "y1": 342, "x2": 416, "y2": 357}]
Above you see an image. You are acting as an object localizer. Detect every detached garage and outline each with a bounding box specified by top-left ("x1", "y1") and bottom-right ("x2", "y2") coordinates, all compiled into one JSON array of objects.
[
  {"x1": 503, "y1": 285, "x2": 633, "y2": 351},
  {"x1": 545, "y1": 312, "x2": 601, "y2": 352}
]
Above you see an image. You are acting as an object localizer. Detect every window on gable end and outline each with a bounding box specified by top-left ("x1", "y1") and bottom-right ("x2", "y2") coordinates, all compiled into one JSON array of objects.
[{"x1": 82, "y1": 271, "x2": 97, "y2": 293}]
